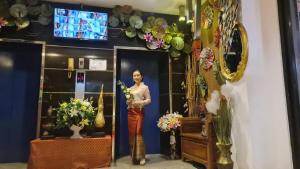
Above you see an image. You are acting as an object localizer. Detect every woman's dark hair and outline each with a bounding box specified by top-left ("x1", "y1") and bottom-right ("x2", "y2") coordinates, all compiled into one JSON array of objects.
[{"x1": 132, "y1": 69, "x2": 143, "y2": 81}]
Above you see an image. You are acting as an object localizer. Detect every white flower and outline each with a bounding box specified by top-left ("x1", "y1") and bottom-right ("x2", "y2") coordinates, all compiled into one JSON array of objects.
[
  {"x1": 125, "y1": 94, "x2": 131, "y2": 99},
  {"x1": 205, "y1": 90, "x2": 221, "y2": 115},
  {"x1": 69, "y1": 108, "x2": 78, "y2": 117},
  {"x1": 221, "y1": 82, "x2": 234, "y2": 101},
  {"x1": 82, "y1": 101, "x2": 90, "y2": 107},
  {"x1": 121, "y1": 86, "x2": 125, "y2": 90}
]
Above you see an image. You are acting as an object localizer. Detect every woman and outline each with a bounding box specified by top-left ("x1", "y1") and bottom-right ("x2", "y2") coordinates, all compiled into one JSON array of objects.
[{"x1": 127, "y1": 70, "x2": 151, "y2": 165}]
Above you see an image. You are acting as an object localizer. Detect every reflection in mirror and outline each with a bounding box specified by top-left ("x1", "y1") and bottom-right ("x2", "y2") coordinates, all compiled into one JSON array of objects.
[{"x1": 224, "y1": 27, "x2": 242, "y2": 73}]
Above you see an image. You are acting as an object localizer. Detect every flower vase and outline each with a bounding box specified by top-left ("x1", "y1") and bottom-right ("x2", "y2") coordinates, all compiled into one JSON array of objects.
[
  {"x1": 216, "y1": 143, "x2": 234, "y2": 169},
  {"x1": 170, "y1": 130, "x2": 176, "y2": 160},
  {"x1": 70, "y1": 125, "x2": 83, "y2": 139}
]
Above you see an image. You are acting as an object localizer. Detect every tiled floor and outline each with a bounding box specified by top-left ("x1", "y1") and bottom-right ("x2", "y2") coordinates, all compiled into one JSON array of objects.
[{"x1": 0, "y1": 154, "x2": 203, "y2": 169}]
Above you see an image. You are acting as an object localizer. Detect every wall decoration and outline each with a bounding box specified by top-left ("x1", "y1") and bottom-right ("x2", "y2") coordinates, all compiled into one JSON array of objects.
[
  {"x1": 196, "y1": 75, "x2": 208, "y2": 98},
  {"x1": 219, "y1": 0, "x2": 239, "y2": 54},
  {"x1": 95, "y1": 84, "x2": 105, "y2": 128},
  {"x1": 108, "y1": 5, "x2": 192, "y2": 60},
  {"x1": 0, "y1": 0, "x2": 53, "y2": 30},
  {"x1": 202, "y1": 5, "x2": 214, "y2": 29},
  {"x1": 200, "y1": 47, "x2": 215, "y2": 70},
  {"x1": 219, "y1": 22, "x2": 248, "y2": 82},
  {"x1": 126, "y1": 15, "x2": 190, "y2": 59}
]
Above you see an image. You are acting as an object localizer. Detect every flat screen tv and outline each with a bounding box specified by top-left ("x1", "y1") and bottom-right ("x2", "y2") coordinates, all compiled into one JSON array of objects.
[{"x1": 54, "y1": 8, "x2": 108, "y2": 40}]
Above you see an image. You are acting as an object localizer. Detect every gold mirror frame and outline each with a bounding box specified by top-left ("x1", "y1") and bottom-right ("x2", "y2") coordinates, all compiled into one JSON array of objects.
[{"x1": 220, "y1": 22, "x2": 248, "y2": 82}]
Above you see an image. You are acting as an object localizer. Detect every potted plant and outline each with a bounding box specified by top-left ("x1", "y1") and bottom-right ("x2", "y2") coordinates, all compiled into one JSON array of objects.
[
  {"x1": 206, "y1": 83, "x2": 234, "y2": 169},
  {"x1": 55, "y1": 98, "x2": 96, "y2": 139},
  {"x1": 157, "y1": 111, "x2": 183, "y2": 159}
]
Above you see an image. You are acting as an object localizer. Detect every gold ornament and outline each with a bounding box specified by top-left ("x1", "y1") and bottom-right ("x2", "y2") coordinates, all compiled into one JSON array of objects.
[{"x1": 95, "y1": 84, "x2": 105, "y2": 128}]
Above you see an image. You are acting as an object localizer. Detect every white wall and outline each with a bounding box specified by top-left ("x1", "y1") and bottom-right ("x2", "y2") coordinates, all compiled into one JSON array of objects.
[{"x1": 230, "y1": 0, "x2": 294, "y2": 169}]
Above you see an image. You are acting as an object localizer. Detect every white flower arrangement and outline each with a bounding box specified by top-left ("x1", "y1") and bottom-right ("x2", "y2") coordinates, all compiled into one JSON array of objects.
[
  {"x1": 117, "y1": 80, "x2": 134, "y2": 100},
  {"x1": 55, "y1": 98, "x2": 96, "y2": 128}
]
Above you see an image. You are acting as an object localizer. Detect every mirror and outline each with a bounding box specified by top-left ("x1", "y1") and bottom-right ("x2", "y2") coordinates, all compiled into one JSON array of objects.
[{"x1": 220, "y1": 22, "x2": 248, "y2": 82}]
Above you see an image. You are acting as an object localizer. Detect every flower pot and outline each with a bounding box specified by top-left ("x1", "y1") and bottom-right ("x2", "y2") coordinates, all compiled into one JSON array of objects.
[
  {"x1": 70, "y1": 125, "x2": 83, "y2": 139},
  {"x1": 216, "y1": 142, "x2": 233, "y2": 169}
]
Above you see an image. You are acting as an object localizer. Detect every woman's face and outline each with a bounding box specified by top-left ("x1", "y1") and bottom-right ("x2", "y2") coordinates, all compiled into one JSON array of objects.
[{"x1": 133, "y1": 71, "x2": 142, "y2": 84}]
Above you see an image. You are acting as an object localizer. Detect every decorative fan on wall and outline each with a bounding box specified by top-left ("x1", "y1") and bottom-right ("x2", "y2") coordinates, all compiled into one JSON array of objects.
[{"x1": 0, "y1": 0, "x2": 53, "y2": 31}]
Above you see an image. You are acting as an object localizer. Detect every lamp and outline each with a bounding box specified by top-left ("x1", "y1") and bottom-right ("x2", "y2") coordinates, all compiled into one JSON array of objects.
[
  {"x1": 186, "y1": 0, "x2": 193, "y2": 23},
  {"x1": 179, "y1": 5, "x2": 186, "y2": 22},
  {"x1": 194, "y1": 0, "x2": 201, "y2": 39}
]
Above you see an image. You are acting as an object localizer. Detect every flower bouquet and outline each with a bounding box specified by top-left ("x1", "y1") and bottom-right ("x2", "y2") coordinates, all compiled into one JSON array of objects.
[
  {"x1": 117, "y1": 80, "x2": 134, "y2": 100},
  {"x1": 157, "y1": 111, "x2": 183, "y2": 159},
  {"x1": 55, "y1": 98, "x2": 96, "y2": 139},
  {"x1": 157, "y1": 111, "x2": 183, "y2": 132}
]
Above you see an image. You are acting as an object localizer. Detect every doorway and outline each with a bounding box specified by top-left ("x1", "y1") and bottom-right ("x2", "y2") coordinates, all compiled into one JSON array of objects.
[
  {"x1": 115, "y1": 47, "x2": 170, "y2": 159},
  {"x1": 0, "y1": 40, "x2": 43, "y2": 162}
]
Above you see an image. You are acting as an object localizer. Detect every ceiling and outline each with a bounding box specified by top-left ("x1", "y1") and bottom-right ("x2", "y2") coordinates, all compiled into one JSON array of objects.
[{"x1": 45, "y1": 0, "x2": 185, "y2": 15}]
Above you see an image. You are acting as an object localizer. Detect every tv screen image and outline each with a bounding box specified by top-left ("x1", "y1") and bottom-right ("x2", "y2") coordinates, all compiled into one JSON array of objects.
[{"x1": 54, "y1": 8, "x2": 108, "y2": 40}]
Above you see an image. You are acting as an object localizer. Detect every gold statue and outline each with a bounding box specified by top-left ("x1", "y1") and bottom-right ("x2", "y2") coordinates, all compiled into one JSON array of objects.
[{"x1": 95, "y1": 84, "x2": 105, "y2": 128}]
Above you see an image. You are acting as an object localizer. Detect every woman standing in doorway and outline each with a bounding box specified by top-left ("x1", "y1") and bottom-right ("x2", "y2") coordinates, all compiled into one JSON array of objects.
[{"x1": 127, "y1": 70, "x2": 151, "y2": 165}]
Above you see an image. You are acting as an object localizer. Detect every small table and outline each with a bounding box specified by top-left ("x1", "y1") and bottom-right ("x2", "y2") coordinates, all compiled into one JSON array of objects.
[{"x1": 27, "y1": 136, "x2": 111, "y2": 169}]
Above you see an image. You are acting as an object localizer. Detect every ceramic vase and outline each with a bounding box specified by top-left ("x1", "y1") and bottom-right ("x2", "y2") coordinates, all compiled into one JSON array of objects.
[{"x1": 70, "y1": 125, "x2": 83, "y2": 139}]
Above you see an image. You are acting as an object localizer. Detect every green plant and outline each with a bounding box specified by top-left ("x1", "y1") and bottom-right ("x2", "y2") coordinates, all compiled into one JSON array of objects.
[
  {"x1": 214, "y1": 97, "x2": 232, "y2": 144},
  {"x1": 55, "y1": 98, "x2": 96, "y2": 128}
]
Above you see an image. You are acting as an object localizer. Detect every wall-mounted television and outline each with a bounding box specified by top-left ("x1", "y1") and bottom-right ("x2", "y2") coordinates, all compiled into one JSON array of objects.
[{"x1": 54, "y1": 8, "x2": 108, "y2": 40}]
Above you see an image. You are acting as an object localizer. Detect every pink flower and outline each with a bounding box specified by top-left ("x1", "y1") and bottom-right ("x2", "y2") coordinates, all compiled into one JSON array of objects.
[
  {"x1": 0, "y1": 17, "x2": 7, "y2": 28},
  {"x1": 144, "y1": 33, "x2": 153, "y2": 42},
  {"x1": 156, "y1": 38, "x2": 164, "y2": 48},
  {"x1": 200, "y1": 48, "x2": 215, "y2": 70}
]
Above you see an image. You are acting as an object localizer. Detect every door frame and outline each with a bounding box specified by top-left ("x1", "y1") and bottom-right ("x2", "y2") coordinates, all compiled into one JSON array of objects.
[
  {"x1": 112, "y1": 46, "x2": 173, "y2": 161},
  {"x1": 0, "y1": 38, "x2": 46, "y2": 138},
  {"x1": 277, "y1": 0, "x2": 300, "y2": 168}
]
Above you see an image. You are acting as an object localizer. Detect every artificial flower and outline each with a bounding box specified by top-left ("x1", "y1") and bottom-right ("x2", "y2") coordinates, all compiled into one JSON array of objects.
[
  {"x1": 55, "y1": 98, "x2": 96, "y2": 128},
  {"x1": 156, "y1": 38, "x2": 164, "y2": 48},
  {"x1": 200, "y1": 48, "x2": 215, "y2": 70},
  {"x1": 0, "y1": 17, "x2": 7, "y2": 28},
  {"x1": 79, "y1": 119, "x2": 90, "y2": 126},
  {"x1": 144, "y1": 33, "x2": 153, "y2": 42},
  {"x1": 69, "y1": 108, "x2": 78, "y2": 117}
]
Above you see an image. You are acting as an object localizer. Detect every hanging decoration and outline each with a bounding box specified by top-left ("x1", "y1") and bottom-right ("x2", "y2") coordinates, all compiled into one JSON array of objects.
[
  {"x1": 200, "y1": 48, "x2": 215, "y2": 70},
  {"x1": 109, "y1": 5, "x2": 192, "y2": 60},
  {"x1": 0, "y1": 0, "x2": 53, "y2": 31}
]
